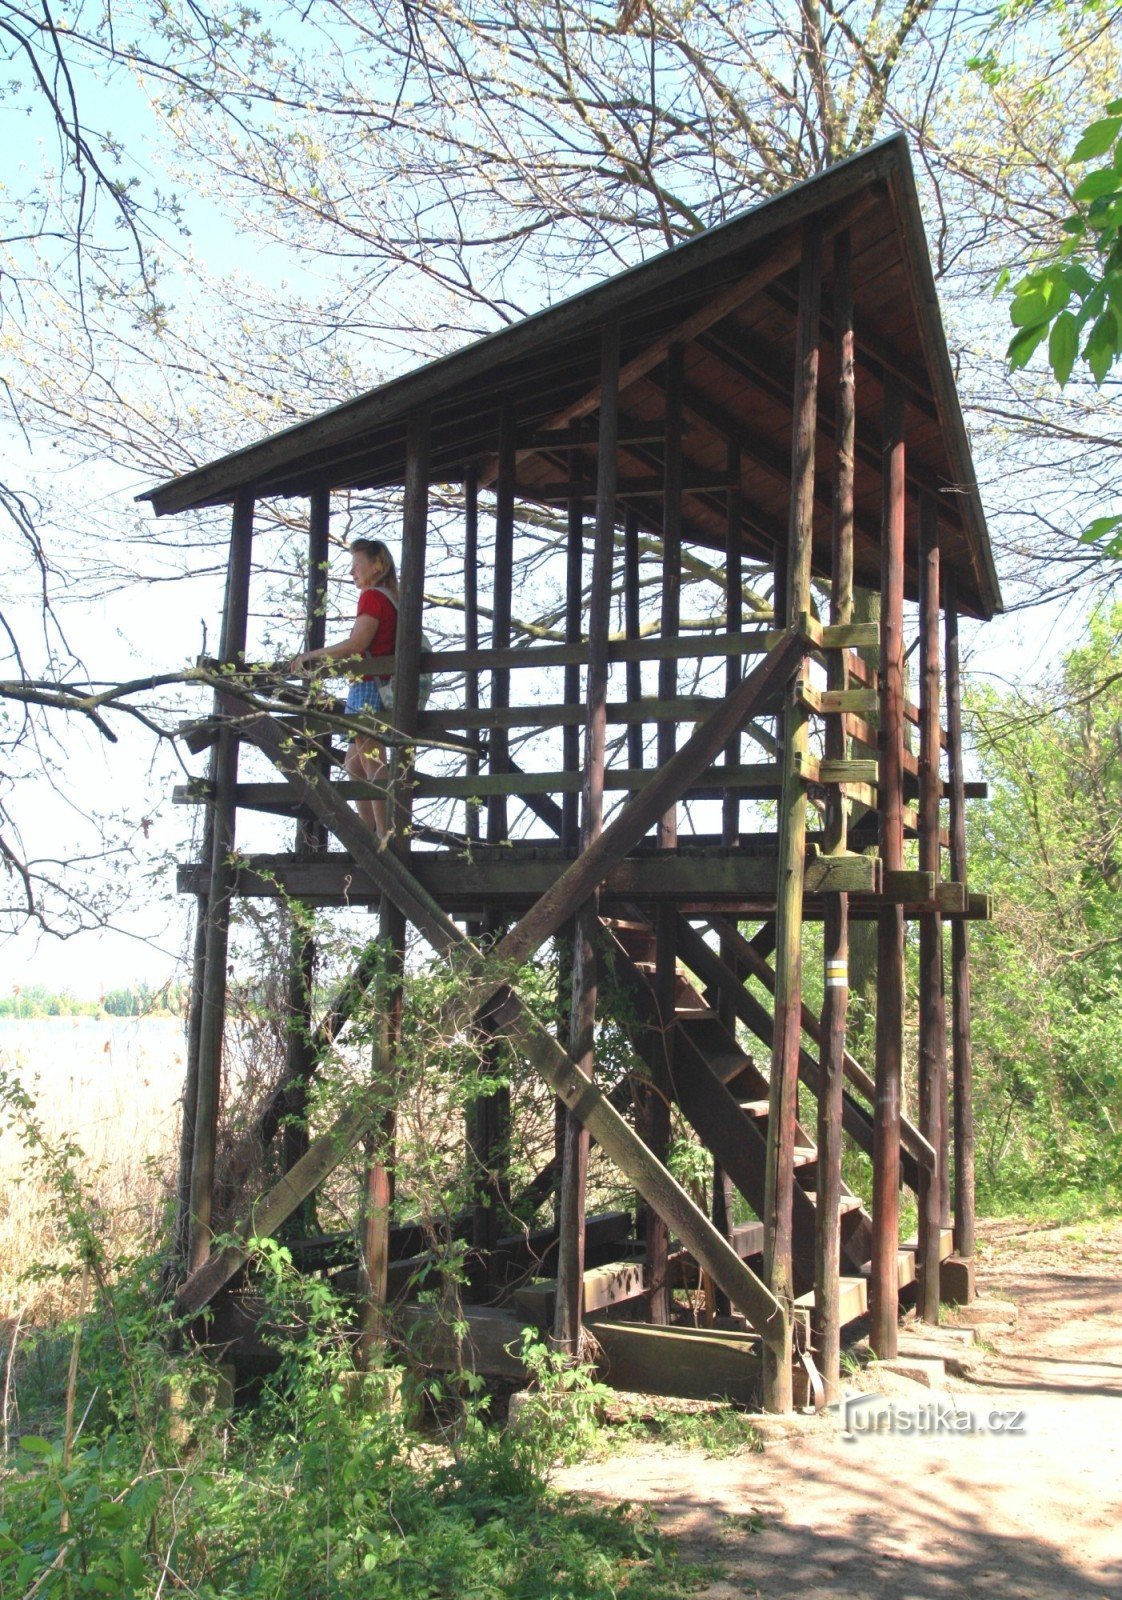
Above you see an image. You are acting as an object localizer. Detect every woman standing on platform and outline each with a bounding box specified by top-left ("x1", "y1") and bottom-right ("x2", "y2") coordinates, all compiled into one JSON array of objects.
[{"x1": 290, "y1": 538, "x2": 398, "y2": 839}]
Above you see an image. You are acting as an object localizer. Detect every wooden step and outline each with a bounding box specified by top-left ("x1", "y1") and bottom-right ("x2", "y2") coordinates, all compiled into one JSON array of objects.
[
  {"x1": 858, "y1": 1247, "x2": 917, "y2": 1290},
  {"x1": 738, "y1": 1098, "x2": 770, "y2": 1118},
  {"x1": 901, "y1": 1226, "x2": 955, "y2": 1263},
  {"x1": 794, "y1": 1275, "x2": 868, "y2": 1326},
  {"x1": 804, "y1": 1191, "x2": 864, "y2": 1213},
  {"x1": 793, "y1": 1145, "x2": 817, "y2": 1167}
]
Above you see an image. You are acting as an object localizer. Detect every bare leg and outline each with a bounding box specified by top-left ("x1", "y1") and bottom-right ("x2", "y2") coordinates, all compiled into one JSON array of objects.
[
  {"x1": 345, "y1": 739, "x2": 379, "y2": 832},
  {"x1": 361, "y1": 741, "x2": 389, "y2": 841}
]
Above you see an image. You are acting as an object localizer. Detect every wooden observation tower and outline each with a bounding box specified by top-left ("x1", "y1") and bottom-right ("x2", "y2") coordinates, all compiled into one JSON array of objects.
[{"x1": 145, "y1": 136, "x2": 998, "y2": 1413}]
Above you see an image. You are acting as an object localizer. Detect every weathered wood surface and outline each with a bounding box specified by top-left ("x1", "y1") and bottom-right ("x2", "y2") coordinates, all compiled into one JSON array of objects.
[
  {"x1": 176, "y1": 1095, "x2": 380, "y2": 1319},
  {"x1": 223, "y1": 711, "x2": 790, "y2": 1354},
  {"x1": 945, "y1": 577, "x2": 976, "y2": 1261},
  {"x1": 492, "y1": 627, "x2": 807, "y2": 980},
  {"x1": 816, "y1": 226, "x2": 855, "y2": 1407},
  {"x1": 871, "y1": 375, "x2": 906, "y2": 1361},
  {"x1": 555, "y1": 323, "x2": 618, "y2": 1356},
  {"x1": 187, "y1": 487, "x2": 255, "y2": 1275},
  {"x1": 764, "y1": 222, "x2": 821, "y2": 1413},
  {"x1": 587, "y1": 1320, "x2": 761, "y2": 1405},
  {"x1": 177, "y1": 847, "x2": 882, "y2": 907},
  {"x1": 917, "y1": 491, "x2": 947, "y2": 1324}
]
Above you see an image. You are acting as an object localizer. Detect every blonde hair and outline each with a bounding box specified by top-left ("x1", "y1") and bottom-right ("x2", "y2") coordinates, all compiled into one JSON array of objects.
[{"x1": 350, "y1": 538, "x2": 398, "y2": 598}]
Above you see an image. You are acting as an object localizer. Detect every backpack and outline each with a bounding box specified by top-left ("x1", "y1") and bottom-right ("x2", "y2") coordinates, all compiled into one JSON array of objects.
[{"x1": 370, "y1": 586, "x2": 434, "y2": 713}]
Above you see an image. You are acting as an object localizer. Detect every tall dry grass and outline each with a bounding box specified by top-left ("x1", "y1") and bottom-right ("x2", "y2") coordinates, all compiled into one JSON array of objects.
[{"x1": 0, "y1": 1017, "x2": 185, "y2": 1327}]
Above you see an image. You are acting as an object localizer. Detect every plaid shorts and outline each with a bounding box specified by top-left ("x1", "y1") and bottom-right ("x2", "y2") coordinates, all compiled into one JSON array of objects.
[{"x1": 344, "y1": 678, "x2": 385, "y2": 716}]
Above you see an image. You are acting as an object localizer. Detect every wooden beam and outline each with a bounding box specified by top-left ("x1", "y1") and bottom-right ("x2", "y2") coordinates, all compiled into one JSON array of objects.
[
  {"x1": 489, "y1": 407, "x2": 516, "y2": 843},
  {"x1": 464, "y1": 467, "x2": 481, "y2": 842},
  {"x1": 763, "y1": 220, "x2": 820, "y2": 1414},
  {"x1": 658, "y1": 344, "x2": 684, "y2": 848},
  {"x1": 187, "y1": 487, "x2": 254, "y2": 1276},
  {"x1": 723, "y1": 446, "x2": 744, "y2": 849},
  {"x1": 816, "y1": 228, "x2": 855, "y2": 1408},
  {"x1": 491, "y1": 629, "x2": 806, "y2": 980},
  {"x1": 945, "y1": 576, "x2": 975, "y2": 1261},
  {"x1": 176, "y1": 1094, "x2": 378, "y2": 1320},
  {"x1": 555, "y1": 324, "x2": 619, "y2": 1356},
  {"x1": 231, "y1": 709, "x2": 788, "y2": 1350},
  {"x1": 871, "y1": 375, "x2": 906, "y2": 1360},
  {"x1": 917, "y1": 492, "x2": 947, "y2": 1324},
  {"x1": 544, "y1": 232, "x2": 804, "y2": 430}
]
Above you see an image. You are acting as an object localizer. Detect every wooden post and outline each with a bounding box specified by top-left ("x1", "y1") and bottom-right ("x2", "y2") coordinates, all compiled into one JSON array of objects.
[
  {"x1": 280, "y1": 486, "x2": 332, "y2": 1216},
  {"x1": 815, "y1": 229, "x2": 854, "y2": 1405},
  {"x1": 640, "y1": 908, "x2": 674, "y2": 1324},
  {"x1": 474, "y1": 416, "x2": 515, "y2": 1267},
  {"x1": 763, "y1": 221, "x2": 821, "y2": 1413},
  {"x1": 489, "y1": 407, "x2": 516, "y2": 845},
  {"x1": 358, "y1": 411, "x2": 429, "y2": 1363},
  {"x1": 722, "y1": 445, "x2": 743, "y2": 853},
  {"x1": 554, "y1": 323, "x2": 618, "y2": 1357},
  {"x1": 623, "y1": 507, "x2": 644, "y2": 771},
  {"x1": 713, "y1": 443, "x2": 743, "y2": 1299},
  {"x1": 657, "y1": 344, "x2": 683, "y2": 849},
  {"x1": 917, "y1": 492, "x2": 947, "y2": 1321},
  {"x1": 464, "y1": 467, "x2": 481, "y2": 844},
  {"x1": 945, "y1": 576, "x2": 975, "y2": 1262},
  {"x1": 870, "y1": 376, "x2": 906, "y2": 1360},
  {"x1": 186, "y1": 486, "x2": 254, "y2": 1274},
  {"x1": 561, "y1": 455, "x2": 584, "y2": 851},
  {"x1": 176, "y1": 825, "x2": 212, "y2": 1267}
]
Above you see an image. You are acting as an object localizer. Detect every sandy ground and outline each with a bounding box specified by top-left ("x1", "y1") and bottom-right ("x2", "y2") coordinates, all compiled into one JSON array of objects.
[{"x1": 554, "y1": 1217, "x2": 1122, "y2": 1598}]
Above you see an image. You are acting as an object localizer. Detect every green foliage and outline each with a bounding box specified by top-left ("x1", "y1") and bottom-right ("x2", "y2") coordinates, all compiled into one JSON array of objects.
[
  {"x1": 967, "y1": 607, "x2": 1122, "y2": 1209},
  {"x1": 1002, "y1": 95, "x2": 1122, "y2": 553},
  {"x1": 0, "y1": 1074, "x2": 700, "y2": 1599}
]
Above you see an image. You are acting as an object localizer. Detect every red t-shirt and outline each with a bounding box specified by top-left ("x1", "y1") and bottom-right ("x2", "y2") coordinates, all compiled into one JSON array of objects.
[{"x1": 356, "y1": 586, "x2": 397, "y2": 679}]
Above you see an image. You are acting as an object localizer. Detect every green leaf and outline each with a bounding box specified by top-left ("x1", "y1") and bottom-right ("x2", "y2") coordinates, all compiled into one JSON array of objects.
[
  {"x1": 1007, "y1": 321, "x2": 1049, "y2": 369},
  {"x1": 1063, "y1": 262, "x2": 1097, "y2": 300},
  {"x1": 1107, "y1": 97, "x2": 1122, "y2": 116},
  {"x1": 18, "y1": 1435, "x2": 54, "y2": 1455},
  {"x1": 1073, "y1": 169, "x2": 1122, "y2": 204},
  {"x1": 1048, "y1": 311, "x2": 1079, "y2": 385},
  {"x1": 1071, "y1": 118, "x2": 1122, "y2": 162},
  {"x1": 1082, "y1": 515, "x2": 1122, "y2": 544}
]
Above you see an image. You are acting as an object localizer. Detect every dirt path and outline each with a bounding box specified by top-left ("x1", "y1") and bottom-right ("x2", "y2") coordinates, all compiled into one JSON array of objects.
[{"x1": 554, "y1": 1217, "x2": 1122, "y2": 1597}]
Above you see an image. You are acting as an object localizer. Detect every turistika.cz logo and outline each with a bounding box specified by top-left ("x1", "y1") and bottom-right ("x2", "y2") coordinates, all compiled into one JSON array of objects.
[{"x1": 837, "y1": 1392, "x2": 1026, "y2": 1440}]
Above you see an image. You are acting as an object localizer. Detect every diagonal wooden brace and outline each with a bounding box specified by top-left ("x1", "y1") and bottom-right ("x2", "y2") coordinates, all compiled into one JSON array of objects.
[
  {"x1": 214, "y1": 707, "x2": 790, "y2": 1353},
  {"x1": 488, "y1": 624, "x2": 808, "y2": 977}
]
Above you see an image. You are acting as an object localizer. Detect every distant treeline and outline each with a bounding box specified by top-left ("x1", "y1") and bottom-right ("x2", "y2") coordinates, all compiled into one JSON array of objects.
[{"x1": 0, "y1": 983, "x2": 188, "y2": 1019}]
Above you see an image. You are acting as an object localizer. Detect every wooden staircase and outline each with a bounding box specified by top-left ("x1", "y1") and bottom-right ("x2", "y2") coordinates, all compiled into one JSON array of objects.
[{"x1": 603, "y1": 912, "x2": 936, "y2": 1329}]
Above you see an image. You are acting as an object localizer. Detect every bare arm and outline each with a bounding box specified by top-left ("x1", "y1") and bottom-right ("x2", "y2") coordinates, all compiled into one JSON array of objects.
[{"x1": 290, "y1": 612, "x2": 379, "y2": 674}]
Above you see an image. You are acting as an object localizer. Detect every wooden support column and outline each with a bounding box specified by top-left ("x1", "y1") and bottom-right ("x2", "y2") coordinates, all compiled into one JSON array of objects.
[
  {"x1": 721, "y1": 446, "x2": 743, "y2": 854},
  {"x1": 642, "y1": 908, "x2": 674, "y2": 1324},
  {"x1": 815, "y1": 230, "x2": 854, "y2": 1405},
  {"x1": 657, "y1": 344, "x2": 683, "y2": 849},
  {"x1": 945, "y1": 576, "x2": 975, "y2": 1261},
  {"x1": 186, "y1": 486, "x2": 254, "y2": 1275},
  {"x1": 558, "y1": 464, "x2": 585, "y2": 1193},
  {"x1": 489, "y1": 408, "x2": 516, "y2": 844},
  {"x1": 763, "y1": 221, "x2": 821, "y2": 1413},
  {"x1": 870, "y1": 376, "x2": 906, "y2": 1360},
  {"x1": 713, "y1": 444, "x2": 743, "y2": 1305},
  {"x1": 474, "y1": 413, "x2": 515, "y2": 1266},
  {"x1": 917, "y1": 493, "x2": 947, "y2": 1321},
  {"x1": 623, "y1": 507, "x2": 643, "y2": 771},
  {"x1": 280, "y1": 486, "x2": 332, "y2": 1220},
  {"x1": 554, "y1": 323, "x2": 619, "y2": 1357},
  {"x1": 358, "y1": 412, "x2": 428, "y2": 1364},
  {"x1": 464, "y1": 467, "x2": 481, "y2": 844},
  {"x1": 561, "y1": 454, "x2": 584, "y2": 851}
]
